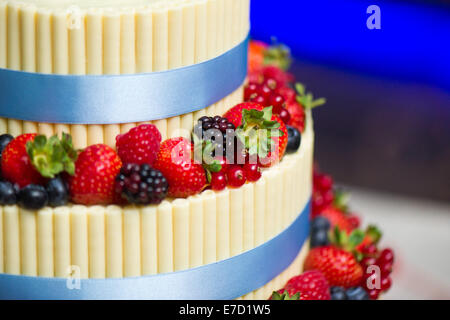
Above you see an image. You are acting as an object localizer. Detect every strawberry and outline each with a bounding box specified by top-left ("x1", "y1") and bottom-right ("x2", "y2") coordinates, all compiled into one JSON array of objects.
[
  {"x1": 355, "y1": 225, "x2": 382, "y2": 253},
  {"x1": 286, "y1": 99, "x2": 306, "y2": 132},
  {"x1": 304, "y1": 246, "x2": 363, "y2": 288},
  {"x1": 153, "y1": 137, "x2": 207, "y2": 198},
  {"x1": 270, "y1": 289, "x2": 301, "y2": 300},
  {"x1": 224, "y1": 103, "x2": 288, "y2": 167},
  {"x1": 223, "y1": 102, "x2": 264, "y2": 128},
  {"x1": 318, "y1": 206, "x2": 354, "y2": 233},
  {"x1": 248, "y1": 40, "x2": 268, "y2": 72},
  {"x1": 284, "y1": 270, "x2": 331, "y2": 300},
  {"x1": 116, "y1": 124, "x2": 161, "y2": 166},
  {"x1": 69, "y1": 144, "x2": 122, "y2": 205},
  {"x1": 1, "y1": 133, "x2": 46, "y2": 187}
]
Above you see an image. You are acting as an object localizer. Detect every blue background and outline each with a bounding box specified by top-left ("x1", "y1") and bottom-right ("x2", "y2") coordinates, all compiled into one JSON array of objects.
[{"x1": 250, "y1": 0, "x2": 450, "y2": 90}]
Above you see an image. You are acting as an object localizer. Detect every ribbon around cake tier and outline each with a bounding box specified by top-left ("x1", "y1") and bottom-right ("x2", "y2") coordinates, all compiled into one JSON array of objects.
[
  {"x1": 0, "y1": 36, "x2": 249, "y2": 125},
  {"x1": 0, "y1": 200, "x2": 310, "y2": 300}
]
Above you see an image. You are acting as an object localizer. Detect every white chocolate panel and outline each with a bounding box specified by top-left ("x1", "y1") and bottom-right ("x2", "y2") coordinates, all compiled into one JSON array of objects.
[
  {"x1": 0, "y1": 111, "x2": 315, "y2": 282},
  {"x1": 2, "y1": 0, "x2": 248, "y2": 74},
  {"x1": 0, "y1": 0, "x2": 249, "y2": 148}
]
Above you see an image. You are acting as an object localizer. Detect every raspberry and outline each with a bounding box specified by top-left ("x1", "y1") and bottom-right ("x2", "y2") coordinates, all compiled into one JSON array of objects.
[
  {"x1": 116, "y1": 124, "x2": 161, "y2": 166},
  {"x1": 284, "y1": 270, "x2": 331, "y2": 300},
  {"x1": 115, "y1": 163, "x2": 168, "y2": 205}
]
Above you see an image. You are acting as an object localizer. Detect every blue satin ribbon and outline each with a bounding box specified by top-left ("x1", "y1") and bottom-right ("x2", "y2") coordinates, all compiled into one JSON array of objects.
[
  {"x1": 0, "y1": 200, "x2": 310, "y2": 300},
  {"x1": 0, "y1": 36, "x2": 248, "y2": 124}
]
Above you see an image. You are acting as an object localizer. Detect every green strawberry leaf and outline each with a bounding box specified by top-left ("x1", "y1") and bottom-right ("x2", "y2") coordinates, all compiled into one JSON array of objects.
[
  {"x1": 271, "y1": 290, "x2": 300, "y2": 300},
  {"x1": 330, "y1": 226, "x2": 364, "y2": 252},
  {"x1": 348, "y1": 229, "x2": 365, "y2": 248},
  {"x1": 295, "y1": 82, "x2": 326, "y2": 110},
  {"x1": 264, "y1": 39, "x2": 292, "y2": 71},
  {"x1": 365, "y1": 225, "x2": 382, "y2": 244},
  {"x1": 333, "y1": 189, "x2": 350, "y2": 213},
  {"x1": 27, "y1": 134, "x2": 78, "y2": 179}
]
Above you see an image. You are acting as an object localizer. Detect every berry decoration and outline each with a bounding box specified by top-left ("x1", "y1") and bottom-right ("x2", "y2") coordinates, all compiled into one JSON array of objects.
[
  {"x1": 69, "y1": 144, "x2": 122, "y2": 205},
  {"x1": 116, "y1": 124, "x2": 162, "y2": 166},
  {"x1": 0, "y1": 181, "x2": 17, "y2": 205},
  {"x1": 115, "y1": 163, "x2": 168, "y2": 205},
  {"x1": 153, "y1": 138, "x2": 207, "y2": 198},
  {"x1": 304, "y1": 245, "x2": 363, "y2": 288},
  {"x1": 330, "y1": 287, "x2": 348, "y2": 300},
  {"x1": 286, "y1": 125, "x2": 301, "y2": 154},
  {"x1": 17, "y1": 184, "x2": 48, "y2": 210},
  {"x1": 1, "y1": 134, "x2": 46, "y2": 187},
  {"x1": 46, "y1": 176, "x2": 69, "y2": 207},
  {"x1": 226, "y1": 165, "x2": 247, "y2": 188},
  {"x1": 284, "y1": 270, "x2": 331, "y2": 300}
]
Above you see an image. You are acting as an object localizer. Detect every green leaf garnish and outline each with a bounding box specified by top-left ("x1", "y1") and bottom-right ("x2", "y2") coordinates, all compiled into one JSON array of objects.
[{"x1": 26, "y1": 133, "x2": 78, "y2": 178}]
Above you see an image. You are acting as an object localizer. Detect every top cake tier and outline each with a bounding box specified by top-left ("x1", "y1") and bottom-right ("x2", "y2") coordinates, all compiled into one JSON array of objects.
[{"x1": 0, "y1": 0, "x2": 250, "y2": 74}]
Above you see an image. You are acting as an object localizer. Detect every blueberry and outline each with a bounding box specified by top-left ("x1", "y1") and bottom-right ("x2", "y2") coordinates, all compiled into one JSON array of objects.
[
  {"x1": 286, "y1": 126, "x2": 301, "y2": 154},
  {"x1": 0, "y1": 134, "x2": 13, "y2": 154},
  {"x1": 0, "y1": 181, "x2": 17, "y2": 205},
  {"x1": 346, "y1": 287, "x2": 370, "y2": 300},
  {"x1": 310, "y1": 216, "x2": 331, "y2": 232},
  {"x1": 310, "y1": 229, "x2": 330, "y2": 248},
  {"x1": 46, "y1": 177, "x2": 69, "y2": 207},
  {"x1": 330, "y1": 286, "x2": 348, "y2": 300},
  {"x1": 18, "y1": 184, "x2": 48, "y2": 210}
]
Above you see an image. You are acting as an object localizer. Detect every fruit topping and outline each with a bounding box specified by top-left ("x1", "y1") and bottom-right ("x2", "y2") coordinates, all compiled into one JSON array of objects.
[
  {"x1": 17, "y1": 184, "x2": 48, "y2": 210},
  {"x1": 116, "y1": 124, "x2": 162, "y2": 166},
  {"x1": 69, "y1": 144, "x2": 122, "y2": 205},
  {"x1": 330, "y1": 286, "x2": 348, "y2": 300},
  {"x1": 46, "y1": 176, "x2": 70, "y2": 207},
  {"x1": 1, "y1": 134, "x2": 46, "y2": 187},
  {"x1": 285, "y1": 125, "x2": 301, "y2": 154},
  {"x1": 304, "y1": 245, "x2": 363, "y2": 288},
  {"x1": 0, "y1": 180, "x2": 17, "y2": 205},
  {"x1": 153, "y1": 137, "x2": 207, "y2": 198}
]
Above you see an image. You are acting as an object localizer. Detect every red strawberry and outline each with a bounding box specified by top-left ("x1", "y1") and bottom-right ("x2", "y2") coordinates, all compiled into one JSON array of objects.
[
  {"x1": 153, "y1": 137, "x2": 207, "y2": 198},
  {"x1": 304, "y1": 246, "x2": 363, "y2": 288},
  {"x1": 69, "y1": 144, "x2": 122, "y2": 205},
  {"x1": 286, "y1": 100, "x2": 306, "y2": 132},
  {"x1": 224, "y1": 103, "x2": 288, "y2": 167},
  {"x1": 1, "y1": 133, "x2": 46, "y2": 187},
  {"x1": 116, "y1": 124, "x2": 161, "y2": 166},
  {"x1": 318, "y1": 206, "x2": 354, "y2": 233},
  {"x1": 269, "y1": 288, "x2": 301, "y2": 300},
  {"x1": 284, "y1": 270, "x2": 331, "y2": 300}
]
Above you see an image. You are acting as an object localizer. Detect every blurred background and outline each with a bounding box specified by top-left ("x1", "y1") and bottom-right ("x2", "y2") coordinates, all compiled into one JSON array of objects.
[{"x1": 250, "y1": 0, "x2": 450, "y2": 299}]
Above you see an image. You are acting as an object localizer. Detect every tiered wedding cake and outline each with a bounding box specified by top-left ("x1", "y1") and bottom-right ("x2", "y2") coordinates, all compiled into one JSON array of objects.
[{"x1": 0, "y1": 0, "x2": 314, "y2": 299}]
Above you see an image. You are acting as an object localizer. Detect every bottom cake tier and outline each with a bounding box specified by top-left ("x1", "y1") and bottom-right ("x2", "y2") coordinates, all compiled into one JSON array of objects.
[{"x1": 239, "y1": 241, "x2": 309, "y2": 300}]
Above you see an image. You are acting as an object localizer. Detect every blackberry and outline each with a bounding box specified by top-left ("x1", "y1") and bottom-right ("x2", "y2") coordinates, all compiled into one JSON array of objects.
[
  {"x1": 115, "y1": 163, "x2": 168, "y2": 205},
  {"x1": 193, "y1": 116, "x2": 244, "y2": 162}
]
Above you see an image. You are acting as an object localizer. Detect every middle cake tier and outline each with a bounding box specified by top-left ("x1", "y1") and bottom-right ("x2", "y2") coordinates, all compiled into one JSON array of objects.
[{"x1": 0, "y1": 111, "x2": 314, "y2": 280}]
